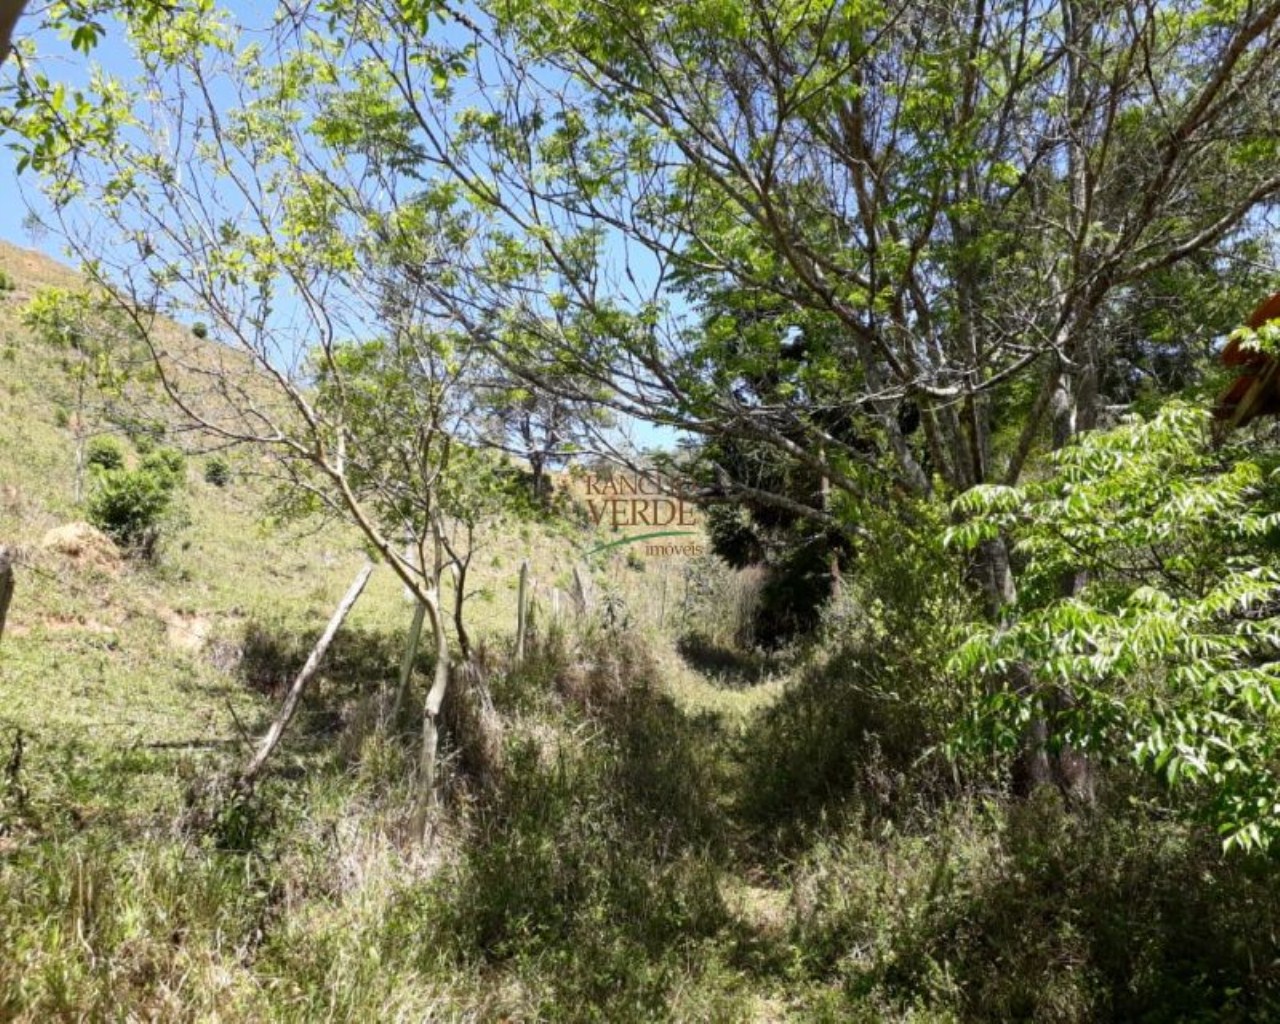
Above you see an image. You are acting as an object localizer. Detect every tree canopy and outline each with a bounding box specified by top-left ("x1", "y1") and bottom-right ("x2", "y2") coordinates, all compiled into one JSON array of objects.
[{"x1": 5, "y1": 0, "x2": 1280, "y2": 845}]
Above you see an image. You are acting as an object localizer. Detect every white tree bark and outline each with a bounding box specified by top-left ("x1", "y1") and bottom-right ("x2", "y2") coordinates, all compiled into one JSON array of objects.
[{"x1": 414, "y1": 590, "x2": 451, "y2": 838}]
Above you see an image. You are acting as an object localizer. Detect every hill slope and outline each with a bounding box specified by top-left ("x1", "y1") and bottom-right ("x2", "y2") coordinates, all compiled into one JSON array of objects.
[
  {"x1": 0, "y1": 238, "x2": 686, "y2": 743},
  {"x1": 0, "y1": 238, "x2": 784, "y2": 1022}
]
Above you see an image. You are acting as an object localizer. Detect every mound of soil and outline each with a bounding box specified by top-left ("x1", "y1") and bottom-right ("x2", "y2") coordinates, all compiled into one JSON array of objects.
[{"x1": 41, "y1": 522, "x2": 122, "y2": 570}]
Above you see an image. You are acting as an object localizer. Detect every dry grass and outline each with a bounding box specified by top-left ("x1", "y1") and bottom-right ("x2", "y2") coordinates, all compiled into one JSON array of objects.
[{"x1": 0, "y1": 240, "x2": 827, "y2": 1022}]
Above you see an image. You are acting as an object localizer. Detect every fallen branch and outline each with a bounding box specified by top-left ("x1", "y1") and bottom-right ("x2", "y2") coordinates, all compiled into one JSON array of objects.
[{"x1": 239, "y1": 562, "x2": 373, "y2": 789}]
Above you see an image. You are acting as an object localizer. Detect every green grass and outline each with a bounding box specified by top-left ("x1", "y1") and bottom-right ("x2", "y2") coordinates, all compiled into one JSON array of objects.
[{"x1": 5, "y1": 241, "x2": 1280, "y2": 1022}]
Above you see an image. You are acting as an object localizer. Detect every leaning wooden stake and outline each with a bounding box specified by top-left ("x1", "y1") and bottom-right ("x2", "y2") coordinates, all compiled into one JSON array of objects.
[
  {"x1": 390, "y1": 600, "x2": 427, "y2": 725},
  {"x1": 571, "y1": 564, "x2": 594, "y2": 617},
  {"x1": 0, "y1": 546, "x2": 13, "y2": 647},
  {"x1": 240, "y1": 563, "x2": 373, "y2": 788},
  {"x1": 514, "y1": 559, "x2": 529, "y2": 664}
]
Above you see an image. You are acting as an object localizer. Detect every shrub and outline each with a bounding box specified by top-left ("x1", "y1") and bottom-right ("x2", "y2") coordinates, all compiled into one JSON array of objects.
[
  {"x1": 949, "y1": 403, "x2": 1280, "y2": 851},
  {"x1": 790, "y1": 788, "x2": 1280, "y2": 1021},
  {"x1": 204, "y1": 456, "x2": 231, "y2": 487},
  {"x1": 85, "y1": 436, "x2": 125, "y2": 471},
  {"x1": 118, "y1": 416, "x2": 167, "y2": 454},
  {"x1": 191, "y1": 321, "x2": 209, "y2": 339},
  {"x1": 86, "y1": 464, "x2": 182, "y2": 556},
  {"x1": 141, "y1": 446, "x2": 185, "y2": 482},
  {"x1": 0, "y1": 269, "x2": 14, "y2": 292}
]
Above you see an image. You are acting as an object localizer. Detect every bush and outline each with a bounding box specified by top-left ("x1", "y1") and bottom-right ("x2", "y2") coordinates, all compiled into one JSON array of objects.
[
  {"x1": 790, "y1": 788, "x2": 1280, "y2": 1021},
  {"x1": 204, "y1": 455, "x2": 231, "y2": 487},
  {"x1": 191, "y1": 321, "x2": 209, "y2": 339},
  {"x1": 85, "y1": 436, "x2": 125, "y2": 471},
  {"x1": 86, "y1": 464, "x2": 183, "y2": 556},
  {"x1": 949, "y1": 403, "x2": 1280, "y2": 850},
  {"x1": 376, "y1": 633, "x2": 730, "y2": 1019},
  {"x1": 734, "y1": 644, "x2": 954, "y2": 852},
  {"x1": 118, "y1": 416, "x2": 166, "y2": 454},
  {"x1": 0, "y1": 269, "x2": 14, "y2": 292},
  {"x1": 141, "y1": 446, "x2": 185, "y2": 481}
]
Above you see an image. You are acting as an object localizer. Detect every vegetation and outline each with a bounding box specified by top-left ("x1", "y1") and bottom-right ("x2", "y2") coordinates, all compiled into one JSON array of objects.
[
  {"x1": 85, "y1": 454, "x2": 184, "y2": 556},
  {"x1": 0, "y1": 0, "x2": 1279, "y2": 1018},
  {"x1": 84, "y1": 434, "x2": 124, "y2": 471},
  {"x1": 203, "y1": 455, "x2": 231, "y2": 488}
]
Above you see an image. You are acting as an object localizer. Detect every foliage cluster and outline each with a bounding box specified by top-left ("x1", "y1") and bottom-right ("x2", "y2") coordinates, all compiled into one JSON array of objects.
[
  {"x1": 84, "y1": 433, "x2": 123, "y2": 470},
  {"x1": 86, "y1": 445, "x2": 186, "y2": 556},
  {"x1": 203, "y1": 454, "x2": 231, "y2": 487},
  {"x1": 950, "y1": 404, "x2": 1280, "y2": 850}
]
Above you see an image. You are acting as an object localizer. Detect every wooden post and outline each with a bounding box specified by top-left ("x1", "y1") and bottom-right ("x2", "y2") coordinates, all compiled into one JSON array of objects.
[
  {"x1": 1229, "y1": 360, "x2": 1280, "y2": 433},
  {"x1": 0, "y1": 546, "x2": 13, "y2": 646},
  {"x1": 390, "y1": 599, "x2": 427, "y2": 725},
  {"x1": 515, "y1": 559, "x2": 529, "y2": 664},
  {"x1": 240, "y1": 563, "x2": 373, "y2": 788},
  {"x1": 571, "y1": 564, "x2": 594, "y2": 617}
]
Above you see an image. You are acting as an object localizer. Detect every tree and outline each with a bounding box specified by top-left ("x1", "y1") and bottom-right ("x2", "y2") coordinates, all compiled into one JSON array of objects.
[
  {"x1": 949, "y1": 401, "x2": 1280, "y2": 850},
  {"x1": 478, "y1": 372, "x2": 602, "y2": 504},
  {"x1": 21, "y1": 285, "x2": 154, "y2": 502},
  {"x1": 469, "y1": 0, "x2": 1280, "y2": 597},
  {"x1": 0, "y1": 0, "x2": 23, "y2": 67},
  {"x1": 466, "y1": 0, "x2": 1280, "y2": 792},
  {"x1": 8, "y1": 9, "x2": 527, "y2": 820}
]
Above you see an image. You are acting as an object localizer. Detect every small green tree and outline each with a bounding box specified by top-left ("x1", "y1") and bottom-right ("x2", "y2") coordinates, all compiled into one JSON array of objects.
[
  {"x1": 140, "y1": 445, "x2": 185, "y2": 481},
  {"x1": 204, "y1": 455, "x2": 231, "y2": 487},
  {"x1": 86, "y1": 460, "x2": 184, "y2": 557},
  {"x1": 949, "y1": 403, "x2": 1280, "y2": 851},
  {"x1": 85, "y1": 435, "x2": 125, "y2": 471},
  {"x1": 22, "y1": 287, "x2": 152, "y2": 501}
]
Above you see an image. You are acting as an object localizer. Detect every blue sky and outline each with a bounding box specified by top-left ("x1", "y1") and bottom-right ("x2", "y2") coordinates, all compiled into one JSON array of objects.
[{"x1": 0, "y1": 2, "x2": 684, "y2": 453}]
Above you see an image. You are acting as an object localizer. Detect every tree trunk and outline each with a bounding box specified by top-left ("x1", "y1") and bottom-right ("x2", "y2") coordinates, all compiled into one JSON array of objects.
[
  {"x1": 240, "y1": 563, "x2": 373, "y2": 788},
  {"x1": 451, "y1": 555, "x2": 472, "y2": 662},
  {"x1": 414, "y1": 591, "x2": 450, "y2": 839},
  {"x1": 529, "y1": 451, "x2": 548, "y2": 504},
  {"x1": 0, "y1": 0, "x2": 25, "y2": 67},
  {"x1": 973, "y1": 536, "x2": 1017, "y2": 621},
  {"x1": 0, "y1": 546, "x2": 14, "y2": 646}
]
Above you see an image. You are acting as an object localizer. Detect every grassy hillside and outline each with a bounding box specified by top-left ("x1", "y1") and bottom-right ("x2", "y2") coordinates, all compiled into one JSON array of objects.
[
  {"x1": 0, "y1": 239, "x2": 777, "y2": 1019},
  {"x1": 5, "y1": 240, "x2": 1280, "y2": 1023}
]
